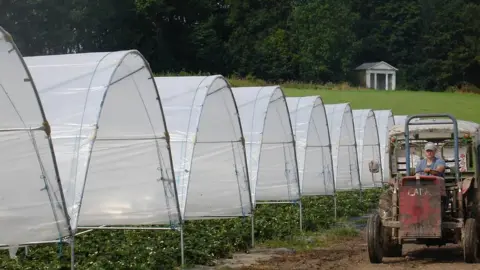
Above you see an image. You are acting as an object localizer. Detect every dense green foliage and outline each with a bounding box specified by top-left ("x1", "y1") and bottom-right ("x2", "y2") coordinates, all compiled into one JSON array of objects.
[
  {"x1": 0, "y1": 189, "x2": 383, "y2": 269},
  {"x1": 1, "y1": 0, "x2": 479, "y2": 91}
]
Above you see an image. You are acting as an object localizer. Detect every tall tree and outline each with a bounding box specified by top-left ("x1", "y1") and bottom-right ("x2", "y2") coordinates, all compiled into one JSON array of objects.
[
  {"x1": 291, "y1": 0, "x2": 359, "y2": 83},
  {"x1": 0, "y1": 0, "x2": 76, "y2": 55},
  {"x1": 225, "y1": 0, "x2": 296, "y2": 80}
]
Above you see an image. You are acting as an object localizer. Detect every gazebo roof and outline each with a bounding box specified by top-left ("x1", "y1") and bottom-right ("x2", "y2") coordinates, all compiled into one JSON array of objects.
[{"x1": 355, "y1": 61, "x2": 398, "y2": 71}]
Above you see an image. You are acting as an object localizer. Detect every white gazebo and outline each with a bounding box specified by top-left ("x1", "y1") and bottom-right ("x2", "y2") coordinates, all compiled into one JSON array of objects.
[{"x1": 355, "y1": 61, "x2": 398, "y2": 90}]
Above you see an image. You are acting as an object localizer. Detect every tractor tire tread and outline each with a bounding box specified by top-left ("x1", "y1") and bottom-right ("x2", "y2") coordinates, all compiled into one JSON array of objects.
[
  {"x1": 463, "y1": 218, "x2": 479, "y2": 263},
  {"x1": 367, "y1": 212, "x2": 383, "y2": 263}
]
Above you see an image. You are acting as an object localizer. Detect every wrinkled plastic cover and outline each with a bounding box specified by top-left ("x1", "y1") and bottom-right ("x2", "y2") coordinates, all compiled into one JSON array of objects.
[
  {"x1": 0, "y1": 27, "x2": 71, "y2": 245},
  {"x1": 154, "y1": 76, "x2": 251, "y2": 219},
  {"x1": 393, "y1": 115, "x2": 407, "y2": 126},
  {"x1": 324, "y1": 104, "x2": 360, "y2": 190},
  {"x1": 389, "y1": 119, "x2": 480, "y2": 136},
  {"x1": 232, "y1": 87, "x2": 300, "y2": 203},
  {"x1": 24, "y1": 51, "x2": 180, "y2": 228},
  {"x1": 390, "y1": 118, "x2": 480, "y2": 146},
  {"x1": 373, "y1": 110, "x2": 395, "y2": 183},
  {"x1": 353, "y1": 110, "x2": 382, "y2": 188},
  {"x1": 287, "y1": 96, "x2": 334, "y2": 196}
]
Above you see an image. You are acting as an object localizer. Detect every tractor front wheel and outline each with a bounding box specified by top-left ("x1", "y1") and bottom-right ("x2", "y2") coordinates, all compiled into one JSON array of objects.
[
  {"x1": 463, "y1": 218, "x2": 479, "y2": 263},
  {"x1": 367, "y1": 212, "x2": 384, "y2": 263}
]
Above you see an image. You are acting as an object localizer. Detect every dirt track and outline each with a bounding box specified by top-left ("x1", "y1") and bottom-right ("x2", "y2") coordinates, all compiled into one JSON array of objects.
[{"x1": 221, "y1": 232, "x2": 480, "y2": 270}]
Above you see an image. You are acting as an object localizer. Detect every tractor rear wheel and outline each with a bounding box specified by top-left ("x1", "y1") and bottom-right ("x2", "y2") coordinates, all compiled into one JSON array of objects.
[
  {"x1": 463, "y1": 218, "x2": 479, "y2": 263},
  {"x1": 367, "y1": 212, "x2": 384, "y2": 263}
]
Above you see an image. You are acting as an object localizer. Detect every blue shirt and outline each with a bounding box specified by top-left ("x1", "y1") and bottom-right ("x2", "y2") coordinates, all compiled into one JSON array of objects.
[{"x1": 415, "y1": 157, "x2": 446, "y2": 177}]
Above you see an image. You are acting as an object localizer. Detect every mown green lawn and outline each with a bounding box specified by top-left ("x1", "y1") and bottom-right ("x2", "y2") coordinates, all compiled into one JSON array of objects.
[{"x1": 284, "y1": 88, "x2": 480, "y2": 123}]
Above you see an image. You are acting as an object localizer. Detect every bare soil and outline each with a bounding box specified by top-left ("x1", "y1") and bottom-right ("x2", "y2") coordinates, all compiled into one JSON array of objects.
[{"x1": 204, "y1": 231, "x2": 480, "y2": 270}]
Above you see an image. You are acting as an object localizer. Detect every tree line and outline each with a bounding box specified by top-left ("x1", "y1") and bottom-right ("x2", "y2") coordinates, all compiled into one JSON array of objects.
[{"x1": 1, "y1": 0, "x2": 479, "y2": 91}]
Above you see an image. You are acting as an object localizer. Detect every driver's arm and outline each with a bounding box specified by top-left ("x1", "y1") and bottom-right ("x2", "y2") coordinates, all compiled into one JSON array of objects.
[
  {"x1": 430, "y1": 159, "x2": 446, "y2": 175},
  {"x1": 435, "y1": 159, "x2": 446, "y2": 173}
]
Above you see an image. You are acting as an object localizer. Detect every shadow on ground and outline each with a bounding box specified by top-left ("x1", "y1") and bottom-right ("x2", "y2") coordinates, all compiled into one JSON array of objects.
[{"x1": 385, "y1": 245, "x2": 464, "y2": 265}]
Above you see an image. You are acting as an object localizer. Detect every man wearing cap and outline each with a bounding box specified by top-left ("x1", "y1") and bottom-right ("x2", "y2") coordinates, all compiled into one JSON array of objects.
[{"x1": 415, "y1": 142, "x2": 446, "y2": 177}]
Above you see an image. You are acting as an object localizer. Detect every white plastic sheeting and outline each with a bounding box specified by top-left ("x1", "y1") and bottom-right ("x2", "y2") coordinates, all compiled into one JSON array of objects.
[
  {"x1": 232, "y1": 86, "x2": 300, "y2": 203},
  {"x1": 373, "y1": 110, "x2": 395, "y2": 183},
  {"x1": 0, "y1": 27, "x2": 72, "y2": 245},
  {"x1": 154, "y1": 76, "x2": 251, "y2": 219},
  {"x1": 353, "y1": 110, "x2": 383, "y2": 188},
  {"x1": 24, "y1": 51, "x2": 181, "y2": 229},
  {"x1": 324, "y1": 103, "x2": 360, "y2": 190},
  {"x1": 390, "y1": 119, "x2": 480, "y2": 143},
  {"x1": 394, "y1": 115, "x2": 407, "y2": 126},
  {"x1": 286, "y1": 96, "x2": 334, "y2": 196}
]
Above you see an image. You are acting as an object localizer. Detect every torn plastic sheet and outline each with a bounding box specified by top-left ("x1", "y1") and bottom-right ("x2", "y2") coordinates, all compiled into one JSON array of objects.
[
  {"x1": 373, "y1": 110, "x2": 395, "y2": 183},
  {"x1": 353, "y1": 109, "x2": 382, "y2": 188}
]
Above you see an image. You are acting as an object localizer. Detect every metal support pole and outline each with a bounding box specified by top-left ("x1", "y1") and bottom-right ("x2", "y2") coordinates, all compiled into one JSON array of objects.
[
  {"x1": 298, "y1": 200, "x2": 303, "y2": 233},
  {"x1": 70, "y1": 236, "x2": 75, "y2": 270},
  {"x1": 251, "y1": 212, "x2": 255, "y2": 248},
  {"x1": 77, "y1": 226, "x2": 173, "y2": 230},
  {"x1": 0, "y1": 239, "x2": 68, "y2": 249},
  {"x1": 180, "y1": 226, "x2": 185, "y2": 269},
  {"x1": 333, "y1": 194, "x2": 337, "y2": 221},
  {"x1": 255, "y1": 201, "x2": 293, "y2": 204}
]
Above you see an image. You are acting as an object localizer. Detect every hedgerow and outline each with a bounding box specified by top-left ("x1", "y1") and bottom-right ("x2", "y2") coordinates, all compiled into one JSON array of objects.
[{"x1": 0, "y1": 188, "x2": 383, "y2": 269}]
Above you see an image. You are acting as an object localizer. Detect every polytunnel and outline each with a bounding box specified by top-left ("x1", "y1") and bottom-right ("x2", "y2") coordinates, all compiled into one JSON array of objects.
[
  {"x1": 373, "y1": 110, "x2": 395, "y2": 183},
  {"x1": 154, "y1": 76, "x2": 252, "y2": 219},
  {"x1": 23, "y1": 50, "x2": 181, "y2": 229},
  {"x1": 232, "y1": 86, "x2": 300, "y2": 204},
  {"x1": 353, "y1": 109, "x2": 383, "y2": 188},
  {"x1": 286, "y1": 96, "x2": 334, "y2": 196},
  {"x1": 0, "y1": 27, "x2": 71, "y2": 246},
  {"x1": 324, "y1": 103, "x2": 361, "y2": 190}
]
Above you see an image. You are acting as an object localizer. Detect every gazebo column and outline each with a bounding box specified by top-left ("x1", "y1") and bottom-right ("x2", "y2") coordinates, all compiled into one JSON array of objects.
[
  {"x1": 392, "y1": 73, "x2": 396, "y2": 90},
  {"x1": 385, "y1": 72, "x2": 389, "y2": 90},
  {"x1": 365, "y1": 71, "x2": 371, "y2": 88}
]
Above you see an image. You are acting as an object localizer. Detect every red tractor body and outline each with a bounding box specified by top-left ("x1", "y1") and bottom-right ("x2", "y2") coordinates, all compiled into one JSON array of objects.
[{"x1": 398, "y1": 176, "x2": 445, "y2": 239}]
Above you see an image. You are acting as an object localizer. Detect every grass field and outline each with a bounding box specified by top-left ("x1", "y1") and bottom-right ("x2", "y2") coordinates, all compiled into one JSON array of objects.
[
  {"x1": 284, "y1": 88, "x2": 480, "y2": 123},
  {"x1": 228, "y1": 76, "x2": 480, "y2": 123},
  {"x1": 165, "y1": 73, "x2": 480, "y2": 123}
]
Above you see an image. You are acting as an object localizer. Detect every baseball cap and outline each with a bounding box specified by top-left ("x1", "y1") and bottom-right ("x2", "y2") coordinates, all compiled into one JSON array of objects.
[{"x1": 424, "y1": 142, "x2": 436, "y2": 151}]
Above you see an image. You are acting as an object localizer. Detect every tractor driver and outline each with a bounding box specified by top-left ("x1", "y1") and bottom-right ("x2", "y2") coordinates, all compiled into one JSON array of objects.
[{"x1": 415, "y1": 142, "x2": 446, "y2": 177}]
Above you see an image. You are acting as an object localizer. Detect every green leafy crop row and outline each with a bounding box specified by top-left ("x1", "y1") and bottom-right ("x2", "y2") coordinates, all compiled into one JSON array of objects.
[{"x1": 0, "y1": 188, "x2": 384, "y2": 270}]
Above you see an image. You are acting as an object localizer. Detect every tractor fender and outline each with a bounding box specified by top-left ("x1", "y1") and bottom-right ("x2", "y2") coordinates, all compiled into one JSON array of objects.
[{"x1": 458, "y1": 177, "x2": 475, "y2": 195}]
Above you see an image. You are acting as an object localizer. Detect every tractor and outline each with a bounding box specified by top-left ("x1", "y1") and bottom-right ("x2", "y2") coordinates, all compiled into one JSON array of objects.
[{"x1": 367, "y1": 113, "x2": 480, "y2": 263}]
